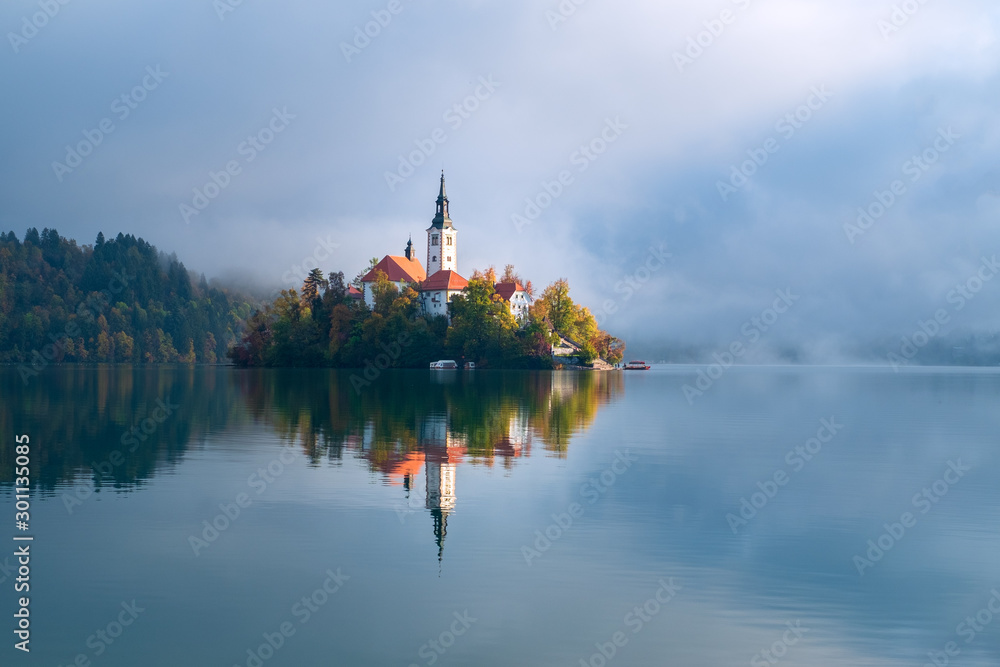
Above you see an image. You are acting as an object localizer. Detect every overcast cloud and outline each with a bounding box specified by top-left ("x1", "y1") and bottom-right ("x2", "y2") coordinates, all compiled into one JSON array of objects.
[{"x1": 2, "y1": 0, "x2": 999, "y2": 358}]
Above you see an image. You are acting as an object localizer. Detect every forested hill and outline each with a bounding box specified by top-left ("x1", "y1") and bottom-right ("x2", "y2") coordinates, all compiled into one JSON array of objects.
[{"x1": 0, "y1": 228, "x2": 256, "y2": 367}]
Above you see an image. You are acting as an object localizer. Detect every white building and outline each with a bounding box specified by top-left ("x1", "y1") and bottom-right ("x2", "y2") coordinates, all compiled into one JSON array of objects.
[
  {"x1": 420, "y1": 270, "x2": 468, "y2": 320},
  {"x1": 494, "y1": 281, "x2": 533, "y2": 323},
  {"x1": 359, "y1": 241, "x2": 426, "y2": 309}
]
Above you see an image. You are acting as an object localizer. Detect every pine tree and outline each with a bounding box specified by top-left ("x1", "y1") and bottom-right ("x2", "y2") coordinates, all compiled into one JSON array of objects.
[{"x1": 301, "y1": 268, "x2": 328, "y2": 306}]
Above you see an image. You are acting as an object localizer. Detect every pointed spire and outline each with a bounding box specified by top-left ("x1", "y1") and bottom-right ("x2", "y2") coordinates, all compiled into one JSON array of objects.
[
  {"x1": 432, "y1": 507, "x2": 448, "y2": 565},
  {"x1": 431, "y1": 172, "x2": 452, "y2": 228},
  {"x1": 405, "y1": 236, "x2": 413, "y2": 260}
]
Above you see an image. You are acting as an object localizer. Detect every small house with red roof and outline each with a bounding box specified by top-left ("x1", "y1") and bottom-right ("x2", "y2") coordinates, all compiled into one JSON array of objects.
[
  {"x1": 420, "y1": 269, "x2": 469, "y2": 319},
  {"x1": 494, "y1": 281, "x2": 532, "y2": 323}
]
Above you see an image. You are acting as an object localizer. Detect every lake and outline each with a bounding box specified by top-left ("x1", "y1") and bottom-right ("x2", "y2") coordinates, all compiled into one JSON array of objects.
[{"x1": 2, "y1": 365, "x2": 999, "y2": 666}]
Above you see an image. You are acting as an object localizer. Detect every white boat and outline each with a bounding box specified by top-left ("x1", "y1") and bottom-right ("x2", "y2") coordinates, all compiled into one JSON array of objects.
[{"x1": 429, "y1": 360, "x2": 459, "y2": 370}]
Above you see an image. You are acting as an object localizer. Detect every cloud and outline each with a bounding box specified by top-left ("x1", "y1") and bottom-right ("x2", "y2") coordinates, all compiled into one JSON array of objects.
[{"x1": 2, "y1": 0, "x2": 999, "y2": 355}]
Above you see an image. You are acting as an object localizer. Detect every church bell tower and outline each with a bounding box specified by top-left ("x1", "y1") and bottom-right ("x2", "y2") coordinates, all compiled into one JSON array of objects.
[{"x1": 426, "y1": 172, "x2": 457, "y2": 276}]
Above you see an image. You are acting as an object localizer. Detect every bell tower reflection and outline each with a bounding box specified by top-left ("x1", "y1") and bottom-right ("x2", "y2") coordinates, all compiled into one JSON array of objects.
[
  {"x1": 356, "y1": 376, "x2": 626, "y2": 564},
  {"x1": 421, "y1": 414, "x2": 464, "y2": 563},
  {"x1": 425, "y1": 460, "x2": 456, "y2": 562}
]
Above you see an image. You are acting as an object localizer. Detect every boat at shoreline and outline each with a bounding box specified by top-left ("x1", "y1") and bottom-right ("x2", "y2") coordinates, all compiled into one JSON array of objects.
[
  {"x1": 430, "y1": 360, "x2": 459, "y2": 370},
  {"x1": 623, "y1": 360, "x2": 651, "y2": 370}
]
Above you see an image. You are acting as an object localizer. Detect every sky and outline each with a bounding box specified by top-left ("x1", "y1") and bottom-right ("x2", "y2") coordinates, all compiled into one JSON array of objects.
[{"x1": 1, "y1": 0, "x2": 999, "y2": 359}]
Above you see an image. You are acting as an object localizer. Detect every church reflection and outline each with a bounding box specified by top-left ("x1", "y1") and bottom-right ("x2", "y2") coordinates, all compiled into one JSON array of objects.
[
  {"x1": 361, "y1": 408, "x2": 533, "y2": 562},
  {"x1": 3, "y1": 366, "x2": 622, "y2": 567}
]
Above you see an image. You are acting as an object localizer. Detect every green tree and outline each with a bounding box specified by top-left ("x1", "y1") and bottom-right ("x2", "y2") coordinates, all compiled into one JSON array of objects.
[
  {"x1": 531, "y1": 278, "x2": 621, "y2": 366},
  {"x1": 0, "y1": 228, "x2": 255, "y2": 366},
  {"x1": 447, "y1": 279, "x2": 518, "y2": 366},
  {"x1": 538, "y1": 278, "x2": 574, "y2": 334},
  {"x1": 202, "y1": 332, "x2": 218, "y2": 363}
]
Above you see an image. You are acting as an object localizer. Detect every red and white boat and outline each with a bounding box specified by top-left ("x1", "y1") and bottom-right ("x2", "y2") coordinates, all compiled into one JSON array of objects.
[{"x1": 623, "y1": 360, "x2": 651, "y2": 370}]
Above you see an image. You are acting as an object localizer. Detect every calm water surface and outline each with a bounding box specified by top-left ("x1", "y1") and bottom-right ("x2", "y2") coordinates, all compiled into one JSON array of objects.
[{"x1": 1, "y1": 365, "x2": 999, "y2": 666}]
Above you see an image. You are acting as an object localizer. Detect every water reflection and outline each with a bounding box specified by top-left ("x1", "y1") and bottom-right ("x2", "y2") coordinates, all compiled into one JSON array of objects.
[
  {"x1": 0, "y1": 365, "x2": 245, "y2": 490},
  {"x1": 1, "y1": 366, "x2": 622, "y2": 491},
  {"x1": 3, "y1": 366, "x2": 1000, "y2": 665},
  {"x1": 237, "y1": 368, "x2": 623, "y2": 563}
]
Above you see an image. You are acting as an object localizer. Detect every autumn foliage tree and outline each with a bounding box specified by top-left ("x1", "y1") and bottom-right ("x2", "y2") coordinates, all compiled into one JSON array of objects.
[{"x1": 530, "y1": 278, "x2": 624, "y2": 365}]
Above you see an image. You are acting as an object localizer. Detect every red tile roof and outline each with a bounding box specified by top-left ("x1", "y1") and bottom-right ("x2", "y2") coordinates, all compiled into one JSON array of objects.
[
  {"x1": 347, "y1": 285, "x2": 363, "y2": 299},
  {"x1": 361, "y1": 255, "x2": 426, "y2": 284},
  {"x1": 421, "y1": 270, "x2": 469, "y2": 292},
  {"x1": 494, "y1": 281, "x2": 525, "y2": 301}
]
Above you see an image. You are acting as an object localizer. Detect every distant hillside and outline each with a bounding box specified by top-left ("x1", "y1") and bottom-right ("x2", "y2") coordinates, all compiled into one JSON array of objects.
[{"x1": 0, "y1": 228, "x2": 256, "y2": 371}]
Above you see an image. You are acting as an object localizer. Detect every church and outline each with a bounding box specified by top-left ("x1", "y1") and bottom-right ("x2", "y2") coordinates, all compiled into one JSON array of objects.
[{"x1": 360, "y1": 173, "x2": 531, "y2": 322}]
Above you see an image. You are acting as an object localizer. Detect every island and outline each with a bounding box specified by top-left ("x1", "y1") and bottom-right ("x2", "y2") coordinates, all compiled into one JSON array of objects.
[{"x1": 229, "y1": 173, "x2": 625, "y2": 371}]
